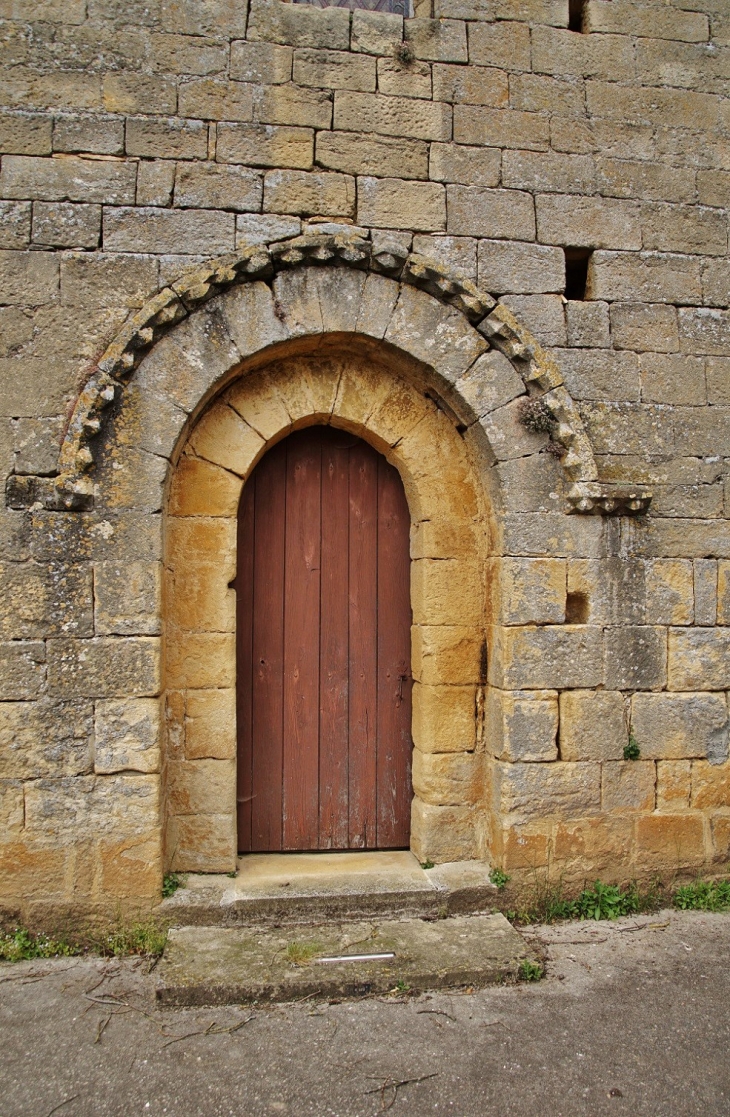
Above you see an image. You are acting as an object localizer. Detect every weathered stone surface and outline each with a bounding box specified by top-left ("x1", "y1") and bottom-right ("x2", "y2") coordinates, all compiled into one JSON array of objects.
[
  {"x1": 412, "y1": 749, "x2": 481, "y2": 807},
  {"x1": 645, "y1": 560, "x2": 694, "y2": 625},
  {"x1": 656, "y1": 760, "x2": 691, "y2": 810},
  {"x1": 411, "y1": 800, "x2": 478, "y2": 862},
  {"x1": 536, "y1": 194, "x2": 641, "y2": 250},
  {"x1": 635, "y1": 813, "x2": 705, "y2": 868},
  {"x1": 454, "y1": 348, "x2": 524, "y2": 417},
  {"x1": 317, "y1": 131, "x2": 428, "y2": 180},
  {"x1": 351, "y1": 9, "x2": 403, "y2": 56},
  {"x1": 256, "y1": 84, "x2": 332, "y2": 130},
  {"x1": 405, "y1": 18, "x2": 468, "y2": 63},
  {"x1": 94, "y1": 560, "x2": 161, "y2": 636},
  {"x1": 631, "y1": 692, "x2": 729, "y2": 763},
  {"x1": 448, "y1": 186, "x2": 536, "y2": 239},
  {"x1": 184, "y1": 689, "x2": 236, "y2": 760},
  {"x1": 558, "y1": 347, "x2": 640, "y2": 402},
  {"x1": 565, "y1": 301, "x2": 611, "y2": 348},
  {"x1": 236, "y1": 213, "x2": 300, "y2": 247},
  {"x1": 604, "y1": 626, "x2": 667, "y2": 690},
  {"x1": 0, "y1": 200, "x2": 31, "y2": 249},
  {"x1": 477, "y1": 239, "x2": 563, "y2": 294},
  {"x1": 103, "y1": 206, "x2": 235, "y2": 255},
  {"x1": 334, "y1": 91, "x2": 452, "y2": 143},
  {"x1": 230, "y1": 40, "x2": 292, "y2": 84},
  {"x1": 668, "y1": 628, "x2": 730, "y2": 691},
  {"x1": 178, "y1": 79, "x2": 254, "y2": 122},
  {"x1": 412, "y1": 684, "x2": 476, "y2": 753},
  {"x1": 47, "y1": 637, "x2": 161, "y2": 699},
  {"x1": 174, "y1": 164, "x2": 262, "y2": 212},
  {"x1": 429, "y1": 141, "x2": 501, "y2": 187},
  {"x1": 718, "y1": 561, "x2": 730, "y2": 626},
  {"x1": 293, "y1": 49, "x2": 376, "y2": 93},
  {"x1": 376, "y1": 58, "x2": 436, "y2": 101},
  {"x1": 95, "y1": 697, "x2": 160, "y2": 774},
  {"x1": 468, "y1": 21, "x2": 531, "y2": 71},
  {"x1": 53, "y1": 113, "x2": 125, "y2": 155},
  {"x1": 358, "y1": 177, "x2": 445, "y2": 232},
  {"x1": 247, "y1": 0, "x2": 350, "y2": 50},
  {"x1": 264, "y1": 169, "x2": 355, "y2": 218},
  {"x1": 691, "y1": 761, "x2": 730, "y2": 810},
  {"x1": 479, "y1": 397, "x2": 549, "y2": 462},
  {"x1": 0, "y1": 561, "x2": 92, "y2": 639},
  {"x1": 454, "y1": 106, "x2": 550, "y2": 150},
  {"x1": 167, "y1": 757, "x2": 236, "y2": 817},
  {"x1": 0, "y1": 154, "x2": 135, "y2": 203},
  {"x1": 559, "y1": 690, "x2": 627, "y2": 762},
  {"x1": 385, "y1": 283, "x2": 486, "y2": 384},
  {"x1": 24, "y1": 774, "x2": 159, "y2": 842},
  {"x1": 490, "y1": 625, "x2": 604, "y2": 690},
  {"x1": 492, "y1": 760, "x2": 601, "y2": 823},
  {"x1": 500, "y1": 558, "x2": 566, "y2": 625},
  {"x1": 486, "y1": 688, "x2": 559, "y2": 763},
  {"x1": 0, "y1": 699, "x2": 92, "y2": 778},
  {"x1": 31, "y1": 201, "x2": 101, "y2": 248},
  {"x1": 0, "y1": 112, "x2": 52, "y2": 155},
  {"x1": 412, "y1": 626, "x2": 483, "y2": 686},
  {"x1": 217, "y1": 123, "x2": 314, "y2": 169},
  {"x1": 500, "y1": 294, "x2": 566, "y2": 347}
]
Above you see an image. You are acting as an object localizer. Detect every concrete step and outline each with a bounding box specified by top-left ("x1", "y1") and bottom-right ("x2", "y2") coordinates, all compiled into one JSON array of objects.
[
  {"x1": 156, "y1": 912, "x2": 534, "y2": 1007},
  {"x1": 159, "y1": 852, "x2": 497, "y2": 928}
]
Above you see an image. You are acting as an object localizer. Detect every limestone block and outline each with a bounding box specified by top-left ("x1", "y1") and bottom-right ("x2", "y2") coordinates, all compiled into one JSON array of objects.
[
  {"x1": 167, "y1": 517, "x2": 236, "y2": 573},
  {"x1": 496, "y1": 453, "x2": 564, "y2": 515},
  {"x1": 500, "y1": 558, "x2": 566, "y2": 626},
  {"x1": 0, "y1": 154, "x2": 136, "y2": 204},
  {"x1": 502, "y1": 512, "x2": 606, "y2": 559},
  {"x1": 718, "y1": 562, "x2": 730, "y2": 626},
  {"x1": 377, "y1": 59, "x2": 432, "y2": 100},
  {"x1": 565, "y1": 301, "x2": 611, "y2": 348},
  {"x1": 247, "y1": 0, "x2": 350, "y2": 50},
  {"x1": 479, "y1": 397, "x2": 549, "y2": 462},
  {"x1": 559, "y1": 690, "x2": 627, "y2": 762},
  {"x1": 432, "y1": 62, "x2": 509, "y2": 108},
  {"x1": 476, "y1": 239, "x2": 564, "y2": 294},
  {"x1": 167, "y1": 757, "x2": 236, "y2": 817},
  {"x1": 47, "y1": 637, "x2": 161, "y2": 700},
  {"x1": 97, "y1": 446, "x2": 169, "y2": 515},
  {"x1": 631, "y1": 692, "x2": 729, "y2": 763},
  {"x1": 333, "y1": 91, "x2": 452, "y2": 143},
  {"x1": 492, "y1": 760, "x2": 601, "y2": 823},
  {"x1": 489, "y1": 625, "x2": 604, "y2": 690},
  {"x1": 264, "y1": 169, "x2": 354, "y2": 218},
  {"x1": 353, "y1": 272, "x2": 400, "y2": 341},
  {"x1": 504, "y1": 151, "x2": 596, "y2": 195},
  {"x1": 590, "y1": 251, "x2": 702, "y2": 305},
  {"x1": 429, "y1": 142, "x2": 501, "y2": 188},
  {"x1": 486, "y1": 688, "x2": 558, "y2": 763},
  {"x1": 0, "y1": 699, "x2": 92, "y2": 778},
  {"x1": 604, "y1": 627, "x2": 667, "y2": 691},
  {"x1": 412, "y1": 749, "x2": 481, "y2": 806},
  {"x1": 185, "y1": 688, "x2": 236, "y2": 760},
  {"x1": 384, "y1": 284, "x2": 487, "y2": 384},
  {"x1": 165, "y1": 812, "x2": 236, "y2": 873},
  {"x1": 468, "y1": 21, "x2": 531, "y2": 71},
  {"x1": 500, "y1": 295, "x2": 566, "y2": 348},
  {"x1": 188, "y1": 403, "x2": 264, "y2": 480},
  {"x1": 11, "y1": 416, "x2": 61, "y2": 475},
  {"x1": 165, "y1": 632, "x2": 236, "y2": 690},
  {"x1": 236, "y1": 214, "x2": 301, "y2": 247},
  {"x1": 358, "y1": 177, "x2": 445, "y2": 232},
  {"x1": 52, "y1": 114, "x2": 124, "y2": 156},
  {"x1": 0, "y1": 561, "x2": 93, "y2": 639},
  {"x1": 596, "y1": 157, "x2": 697, "y2": 204},
  {"x1": 0, "y1": 112, "x2": 52, "y2": 155},
  {"x1": 405, "y1": 18, "x2": 467, "y2": 63},
  {"x1": 640, "y1": 354, "x2": 706, "y2": 406},
  {"x1": 332, "y1": 355, "x2": 399, "y2": 433},
  {"x1": 454, "y1": 348, "x2": 524, "y2": 418},
  {"x1": 270, "y1": 269, "x2": 323, "y2": 340},
  {"x1": 499, "y1": 821, "x2": 550, "y2": 870},
  {"x1": 641, "y1": 203, "x2": 727, "y2": 258},
  {"x1": 95, "y1": 697, "x2": 160, "y2": 774},
  {"x1": 315, "y1": 268, "x2": 369, "y2": 335},
  {"x1": 216, "y1": 123, "x2": 314, "y2": 170},
  {"x1": 103, "y1": 207, "x2": 236, "y2": 255},
  {"x1": 94, "y1": 560, "x2": 161, "y2": 637},
  {"x1": 694, "y1": 560, "x2": 718, "y2": 627},
  {"x1": 691, "y1": 761, "x2": 730, "y2": 811},
  {"x1": 536, "y1": 194, "x2": 641, "y2": 250},
  {"x1": 168, "y1": 455, "x2": 242, "y2": 518},
  {"x1": 0, "y1": 201, "x2": 30, "y2": 249},
  {"x1": 656, "y1": 760, "x2": 691, "y2": 810},
  {"x1": 0, "y1": 250, "x2": 59, "y2": 306},
  {"x1": 135, "y1": 160, "x2": 174, "y2": 207},
  {"x1": 454, "y1": 106, "x2": 550, "y2": 150},
  {"x1": 586, "y1": 0, "x2": 708, "y2": 41},
  {"x1": 230, "y1": 40, "x2": 292, "y2": 84},
  {"x1": 412, "y1": 235, "x2": 476, "y2": 281},
  {"x1": 22, "y1": 773, "x2": 154, "y2": 845},
  {"x1": 710, "y1": 816, "x2": 730, "y2": 863},
  {"x1": 553, "y1": 815, "x2": 636, "y2": 875},
  {"x1": 177, "y1": 79, "x2": 254, "y2": 123},
  {"x1": 125, "y1": 117, "x2": 208, "y2": 160},
  {"x1": 411, "y1": 558, "x2": 481, "y2": 626},
  {"x1": 602, "y1": 761, "x2": 655, "y2": 813},
  {"x1": 174, "y1": 164, "x2": 262, "y2": 213},
  {"x1": 351, "y1": 9, "x2": 403, "y2": 56},
  {"x1": 610, "y1": 303, "x2": 679, "y2": 354},
  {"x1": 0, "y1": 782, "x2": 24, "y2": 837},
  {"x1": 567, "y1": 557, "x2": 645, "y2": 627},
  {"x1": 226, "y1": 374, "x2": 291, "y2": 442},
  {"x1": 59, "y1": 253, "x2": 158, "y2": 308},
  {"x1": 410, "y1": 799, "x2": 478, "y2": 863},
  {"x1": 703, "y1": 258, "x2": 730, "y2": 310},
  {"x1": 644, "y1": 560, "x2": 693, "y2": 626},
  {"x1": 316, "y1": 131, "x2": 428, "y2": 180},
  {"x1": 412, "y1": 684, "x2": 476, "y2": 753},
  {"x1": 103, "y1": 74, "x2": 178, "y2": 115},
  {"x1": 509, "y1": 73, "x2": 586, "y2": 116},
  {"x1": 447, "y1": 186, "x2": 535, "y2": 240},
  {"x1": 411, "y1": 626, "x2": 483, "y2": 686},
  {"x1": 678, "y1": 309, "x2": 730, "y2": 357},
  {"x1": 668, "y1": 629, "x2": 730, "y2": 691},
  {"x1": 99, "y1": 829, "x2": 163, "y2": 900},
  {"x1": 293, "y1": 49, "x2": 375, "y2": 93},
  {"x1": 256, "y1": 84, "x2": 332, "y2": 131},
  {"x1": 168, "y1": 560, "x2": 235, "y2": 634},
  {"x1": 635, "y1": 813, "x2": 705, "y2": 868}
]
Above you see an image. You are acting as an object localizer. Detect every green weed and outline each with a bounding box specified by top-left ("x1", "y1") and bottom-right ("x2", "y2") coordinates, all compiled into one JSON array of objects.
[
  {"x1": 285, "y1": 940, "x2": 322, "y2": 966},
  {"x1": 623, "y1": 735, "x2": 641, "y2": 761},
  {"x1": 162, "y1": 872, "x2": 185, "y2": 898},
  {"x1": 518, "y1": 959, "x2": 543, "y2": 982},
  {"x1": 420, "y1": 859, "x2": 435, "y2": 870},
  {"x1": 489, "y1": 868, "x2": 511, "y2": 890},
  {"x1": 0, "y1": 928, "x2": 75, "y2": 962},
  {"x1": 99, "y1": 918, "x2": 168, "y2": 957},
  {"x1": 674, "y1": 879, "x2": 730, "y2": 912}
]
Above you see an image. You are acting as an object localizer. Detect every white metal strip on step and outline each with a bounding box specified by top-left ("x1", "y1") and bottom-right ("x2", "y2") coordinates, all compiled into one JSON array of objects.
[{"x1": 314, "y1": 952, "x2": 396, "y2": 964}]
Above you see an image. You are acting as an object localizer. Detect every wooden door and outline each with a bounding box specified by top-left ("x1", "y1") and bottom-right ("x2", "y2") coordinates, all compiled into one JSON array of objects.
[{"x1": 236, "y1": 426, "x2": 413, "y2": 852}]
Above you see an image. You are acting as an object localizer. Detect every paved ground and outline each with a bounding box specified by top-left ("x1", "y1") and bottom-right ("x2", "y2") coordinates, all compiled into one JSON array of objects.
[{"x1": 2, "y1": 909, "x2": 729, "y2": 1117}]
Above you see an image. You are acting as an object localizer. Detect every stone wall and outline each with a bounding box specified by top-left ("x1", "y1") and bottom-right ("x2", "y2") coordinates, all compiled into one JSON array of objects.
[{"x1": 0, "y1": 0, "x2": 728, "y2": 925}]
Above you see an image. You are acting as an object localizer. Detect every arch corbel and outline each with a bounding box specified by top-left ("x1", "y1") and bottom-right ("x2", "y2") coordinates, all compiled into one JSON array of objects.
[{"x1": 4, "y1": 231, "x2": 652, "y2": 517}]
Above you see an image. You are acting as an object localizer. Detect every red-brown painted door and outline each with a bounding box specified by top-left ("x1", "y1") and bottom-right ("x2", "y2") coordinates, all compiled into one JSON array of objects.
[{"x1": 236, "y1": 426, "x2": 413, "y2": 852}]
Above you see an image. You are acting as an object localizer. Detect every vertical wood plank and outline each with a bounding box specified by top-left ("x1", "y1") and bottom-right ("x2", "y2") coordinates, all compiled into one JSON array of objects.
[
  {"x1": 348, "y1": 440, "x2": 379, "y2": 849},
  {"x1": 250, "y1": 442, "x2": 287, "y2": 852},
  {"x1": 283, "y1": 428, "x2": 322, "y2": 850},
  {"x1": 376, "y1": 456, "x2": 413, "y2": 848},
  {"x1": 319, "y1": 430, "x2": 350, "y2": 849},
  {"x1": 236, "y1": 478, "x2": 255, "y2": 852}
]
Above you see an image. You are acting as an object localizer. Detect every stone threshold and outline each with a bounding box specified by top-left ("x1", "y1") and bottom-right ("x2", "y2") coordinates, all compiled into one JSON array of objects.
[
  {"x1": 158, "y1": 852, "x2": 497, "y2": 927},
  {"x1": 155, "y1": 912, "x2": 532, "y2": 1008}
]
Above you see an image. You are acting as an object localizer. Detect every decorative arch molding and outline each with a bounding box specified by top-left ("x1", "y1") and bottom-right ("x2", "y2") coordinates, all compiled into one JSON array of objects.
[{"x1": 6, "y1": 231, "x2": 651, "y2": 518}]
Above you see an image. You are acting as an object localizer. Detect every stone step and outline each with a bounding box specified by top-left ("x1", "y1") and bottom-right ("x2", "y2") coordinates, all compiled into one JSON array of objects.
[
  {"x1": 156, "y1": 913, "x2": 533, "y2": 1007},
  {"x1": 159, "y1": 852, "x2": 497, "y2": 928}
]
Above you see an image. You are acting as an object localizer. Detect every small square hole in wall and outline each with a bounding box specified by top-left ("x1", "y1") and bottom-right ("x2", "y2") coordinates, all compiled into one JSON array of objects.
[
  {"x1": 564, "y1": 248, "x2": 592, "y2": 301},
  {"x1": 568, "y1": 0, "x2": 588, "y2": 32},
  {"x1": 565, "y1": 592, "x2": 589, "y2": 625}
]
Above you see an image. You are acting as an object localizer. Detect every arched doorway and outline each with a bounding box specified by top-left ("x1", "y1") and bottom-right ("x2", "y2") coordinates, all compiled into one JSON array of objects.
[{"x1": 235, "y1": 425, "x2": 413, "y2": 853}]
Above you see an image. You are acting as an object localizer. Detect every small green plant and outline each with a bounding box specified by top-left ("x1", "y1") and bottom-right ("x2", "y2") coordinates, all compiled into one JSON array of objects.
[
  {"x1": 489, "y1": 868, "x2": 511, "y2": 890},
  {"x1": 420, "y1": 858, "x2": 435, "y2": 870},
  {"x1": 623, "y1": 735, "x2": 641, "y2": 761},
  {"x1": 394, "y1": 39, "x2": 415, "y2": 65},
  {"x1": 101, "y1": 919, "x2": 168, "y2": 957},
  {"x1": 573, "y1": 880, "x2": 639, "y2": 921},
  {"x1": 0, "y1": 928, "x2": 75, "y2": 962},
  {"x1": 518, "y1": 959, "x2": 543, "y2": 982},
  {"x1": 393, "y1": 979, "x2": 411, "y2": 993},
  {"x1": 674, "y1": 878, "x2": 730, "y2": 912},
  {"x1": 517, "y1": 396, "x2": 556, "y2": 436},
  {"x1": 226, "y1": 870, "x2": 237, "y2": 878},
  {"x1": 285, "y1": 940, "x2": 321, "y2": 966},
  {"x1": 162, "y1": 872, "x2": 185, "y2": 898}
]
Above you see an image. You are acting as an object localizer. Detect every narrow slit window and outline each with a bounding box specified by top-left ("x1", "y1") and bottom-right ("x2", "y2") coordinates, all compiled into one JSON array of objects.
[
  {"x1": 293, "y1": 0, "x2": 412, "y2": 12},
  {"x1": 568, "y1": 0, "x2": 587, "y2": 32},
  {"x1": 564, "y1": 248, "x2": 592, "y2": 301}
]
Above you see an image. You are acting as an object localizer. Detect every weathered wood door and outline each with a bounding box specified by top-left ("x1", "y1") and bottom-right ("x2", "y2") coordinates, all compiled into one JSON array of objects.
[{"x1": 236, "y1": 426, "x2": 413, "y2": 852}]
